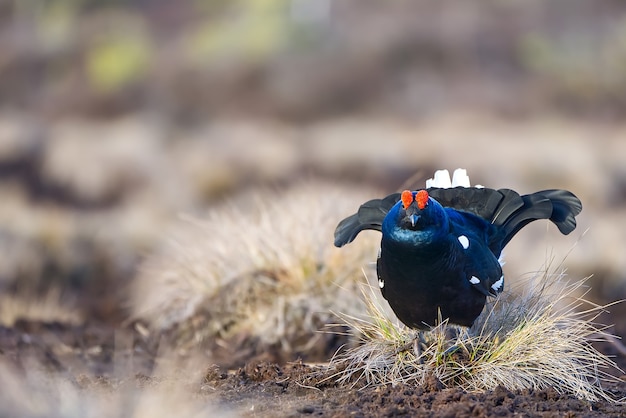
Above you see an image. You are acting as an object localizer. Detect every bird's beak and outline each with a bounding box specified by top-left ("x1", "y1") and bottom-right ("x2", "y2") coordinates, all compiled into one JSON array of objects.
[{"x1": 410, "y1": 214, "x2": 419, "y2": 227}]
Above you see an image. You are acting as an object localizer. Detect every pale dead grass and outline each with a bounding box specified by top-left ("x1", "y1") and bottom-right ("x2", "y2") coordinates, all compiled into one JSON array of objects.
[{"x1": 131, "y1": 182, "x2": 379, "y2": 356}]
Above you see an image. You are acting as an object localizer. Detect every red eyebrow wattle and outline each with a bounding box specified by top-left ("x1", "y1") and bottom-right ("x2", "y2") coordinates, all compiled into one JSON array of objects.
[
  {"x1": 416, "y1": 190, "x2": 429, "y2": 210},
  {"x1": 401, "y1": 190, "x2": 414, "y2": 209}
]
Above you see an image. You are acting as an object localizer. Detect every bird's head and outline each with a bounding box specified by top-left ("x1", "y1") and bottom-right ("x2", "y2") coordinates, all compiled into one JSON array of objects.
[
  {"x1": 399, "y1": 189, "x2": 430, "y2": 228},
  {"x1": 382, "y1": 190, "x2": 449, "y2": 243}
]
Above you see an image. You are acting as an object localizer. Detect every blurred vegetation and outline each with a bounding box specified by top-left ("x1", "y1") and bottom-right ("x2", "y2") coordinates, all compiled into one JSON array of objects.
[
  {"x1": 85, "y1": 25, "x2": 151, "y2": 92},
  {"x1": 1, "y1": 0, "x2": 626, "y2": 120}
]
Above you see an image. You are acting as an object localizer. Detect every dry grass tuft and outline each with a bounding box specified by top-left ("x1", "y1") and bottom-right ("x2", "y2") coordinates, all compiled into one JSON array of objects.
[
  {"x1": 131, "y1": 182, "x2": 379, "y2": 361},
  {"x1": 321, "y1": 259, "x2": 624, "y2": 403}
]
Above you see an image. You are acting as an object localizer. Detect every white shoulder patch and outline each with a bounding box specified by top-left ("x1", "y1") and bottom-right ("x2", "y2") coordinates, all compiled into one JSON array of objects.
[
  {"x1": 491, "y1": 275, "x2": 504, "y2": 291},
  {"x1": 457, "y1": 235, "x2": 470, "y2": 249},
  {"x1": 469, "y1": 276, "x2": 481, "y2": 285},
  {"x1": 378, "y1": 278, "x2": 385, "y2": 289}
]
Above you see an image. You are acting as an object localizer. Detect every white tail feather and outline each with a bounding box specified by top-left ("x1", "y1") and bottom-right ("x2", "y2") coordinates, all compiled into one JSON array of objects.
[
  {"x1": 451, "y1": 168, "x2": 470, "y2": 187},
  {"x1": 426, "y1": 168, "x2": 472, "y2": 189},
  {"x1": 426, "y1": 169, "x2": 452, "y2": 188}
]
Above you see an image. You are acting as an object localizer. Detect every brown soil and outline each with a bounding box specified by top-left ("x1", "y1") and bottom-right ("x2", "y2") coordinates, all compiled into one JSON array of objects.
[{"x1": 2, "y1": 321, "x2": 625, "y2": 417}]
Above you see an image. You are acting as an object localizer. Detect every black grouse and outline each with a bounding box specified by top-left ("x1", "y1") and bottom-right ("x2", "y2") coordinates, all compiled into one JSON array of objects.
[{"x1": 334, "y1": 169, "x2": 582, "y2": 329}]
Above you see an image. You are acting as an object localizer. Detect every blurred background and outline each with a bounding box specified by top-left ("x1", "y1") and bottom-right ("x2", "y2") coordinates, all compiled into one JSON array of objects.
[{"x1": 1, "y1": 0, "x2": 626, "y2": 339}]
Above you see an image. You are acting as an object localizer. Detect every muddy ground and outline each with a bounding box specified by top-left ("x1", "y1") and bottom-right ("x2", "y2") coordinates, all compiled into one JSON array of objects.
[{"x1": 2, "y1": 320, "x2": 625, "y2": 417}]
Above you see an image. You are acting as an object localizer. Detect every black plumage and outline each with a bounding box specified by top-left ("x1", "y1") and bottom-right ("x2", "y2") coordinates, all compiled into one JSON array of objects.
[{"x1": 335, "y1": 184, "x2": 582, "y2": 329}]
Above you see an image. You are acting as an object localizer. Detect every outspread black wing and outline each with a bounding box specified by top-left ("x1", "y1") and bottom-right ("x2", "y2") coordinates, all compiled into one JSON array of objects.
[
  {"x1": 333, "y1": 186, "x2": 582, "y2": 249},
  {"x1": 489, "y1": 188, "x2": 581, "y2": 248},
  {"x1": 532, "y1": 189, "x2": 582, "y2": 235},
  {"x1": 432, "y1": 187, "x2": 582, "y2": 250},
  {"x1": 334, "y1": 193, "x2": 399, "y2": 247}
]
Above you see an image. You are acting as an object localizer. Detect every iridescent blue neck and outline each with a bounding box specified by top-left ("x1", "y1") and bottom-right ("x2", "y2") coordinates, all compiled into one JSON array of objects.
[{"x1": 381, "y1": 201, "x2": 449, "y2": 248}]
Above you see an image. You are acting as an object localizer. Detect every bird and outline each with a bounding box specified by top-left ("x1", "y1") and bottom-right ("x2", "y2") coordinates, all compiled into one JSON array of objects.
[{"x1": 334, "y1": 169, "x2": 582, "y2": 330}]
